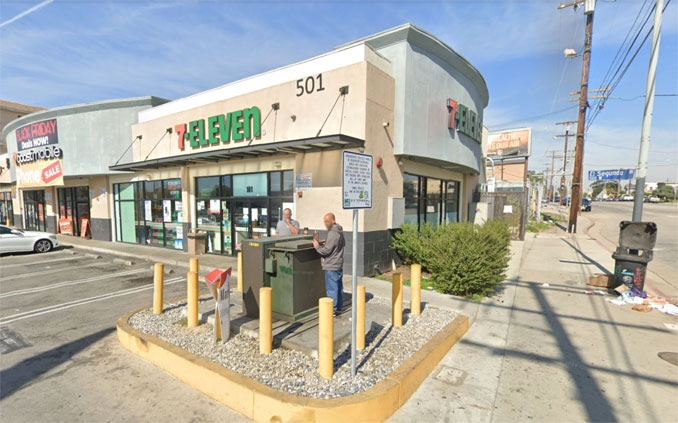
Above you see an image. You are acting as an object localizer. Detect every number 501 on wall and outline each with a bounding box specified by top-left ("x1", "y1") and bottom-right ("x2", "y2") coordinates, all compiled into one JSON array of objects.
[{"x1": 296, "y1": 74, "x2": 325, "y2": 97}]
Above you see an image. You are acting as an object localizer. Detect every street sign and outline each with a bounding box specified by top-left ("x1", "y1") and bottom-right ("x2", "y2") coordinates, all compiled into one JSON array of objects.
[
  {"x1": 588, "y1": 169, "x2": 635, "y2": 181},
  {"x1": 342, "y1": 151, "x2": 373, "y2": 209}
]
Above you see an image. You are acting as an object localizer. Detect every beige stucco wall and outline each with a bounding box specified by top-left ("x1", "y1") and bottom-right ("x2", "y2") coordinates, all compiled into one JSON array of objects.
[{"x1": 132, "y1": 62, "x2": 370, "y2": 162}]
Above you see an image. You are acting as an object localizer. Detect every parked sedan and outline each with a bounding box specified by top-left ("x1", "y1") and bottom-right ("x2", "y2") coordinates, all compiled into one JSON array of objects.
[{"x1": 0, "y1": 225, "x2": 59, "y2": 254}]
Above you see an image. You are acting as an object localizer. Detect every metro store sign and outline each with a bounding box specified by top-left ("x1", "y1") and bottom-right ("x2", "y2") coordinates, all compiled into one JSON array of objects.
[{"x1": 174, "y1": 106, "x2": 262, "y2": 150}]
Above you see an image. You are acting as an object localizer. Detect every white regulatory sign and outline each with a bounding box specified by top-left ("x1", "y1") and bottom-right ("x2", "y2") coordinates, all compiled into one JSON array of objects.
[{"x1": 342, "y1": 151, "x2": 373, "y2": 209}]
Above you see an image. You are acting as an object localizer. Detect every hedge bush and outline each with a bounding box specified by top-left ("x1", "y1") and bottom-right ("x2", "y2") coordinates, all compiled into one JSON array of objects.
[{"x1": 392, "y1": 220, "x2": 511, "y2": 297}]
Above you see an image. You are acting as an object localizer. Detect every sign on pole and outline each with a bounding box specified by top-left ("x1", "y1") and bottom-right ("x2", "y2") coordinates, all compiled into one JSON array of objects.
[
  {"x1": 588, "y1": 169, "x2": 635, "y2": 181},
  {"x1": 342, "y1": 150, "x2": 373, "y2": 378},
  {"x1": 342, "y1": 151, "x2": 373, "y2": 209}
]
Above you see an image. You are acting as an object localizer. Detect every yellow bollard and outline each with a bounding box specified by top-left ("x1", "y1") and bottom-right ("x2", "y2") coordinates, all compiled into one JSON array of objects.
[
  {"x1": 356, "y1": 285, "x2": 366, "y2": 350},
  {"x1": 259, "y1": 287, "x2": 272, "y2": 354},
  {"x1": 411, "y1": 264, "x2": 422, "y2": 315},
  {"x1": 153, "y1": 263, "x2": 164, "y2": 314},
  {"x1": 189, "y1": 257, "x2": 199, "y2": 274},
  {"x1": 187, "y1": 271, "x2": 199, "y2": 327},
  {"x1": 392, "y1": 272, "x2": 403, "y2": 327},
  {"x1": 237, "y1": 252, "x2": 243, "y2": 292},
  {"x1": 318, "y1": 297, "x2": 334, "y2": 378}
]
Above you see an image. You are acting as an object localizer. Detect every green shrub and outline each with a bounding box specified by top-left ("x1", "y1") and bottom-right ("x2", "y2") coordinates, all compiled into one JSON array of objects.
[
  {"x1": 391, "y1": 220, "x2": 511, "y2": 297},
  {"x1": 391, "y1": 223, "x2": 435, "y2": 267}
]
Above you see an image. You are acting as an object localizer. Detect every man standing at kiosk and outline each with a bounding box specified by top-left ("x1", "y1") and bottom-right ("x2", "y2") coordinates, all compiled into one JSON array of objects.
[{"x1": 312, "y1": 213, "x2": 345, "y2": 315}]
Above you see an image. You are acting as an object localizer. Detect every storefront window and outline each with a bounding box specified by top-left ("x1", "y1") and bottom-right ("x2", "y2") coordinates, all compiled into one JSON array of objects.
[
  {"x1": 403, "y1": 174, "x2": 460, "y2": 230},
  {"x1": 0, "y1": 192, "x2": 14, "y2": 226},
  {"x1": 114, "y1": 179, "x2": 182, "y2": 250},
  {"x1": 58, "y1": 186, "x2": 90, "y2": 236},
  {"x1": 23, "y1": 190, "x2": 46, "y2": 232},
  {"x1": 197, "y1": 176, "x2": 220, "y2": 198},
  {"x1": 196, "y1": 170, "x2": 294, "y2": 255}
]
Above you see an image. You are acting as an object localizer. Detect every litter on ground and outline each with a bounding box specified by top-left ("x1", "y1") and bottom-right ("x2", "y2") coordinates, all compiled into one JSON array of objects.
[{"x1": 606, "y1": 287, "x2": 678, "y2": 316}]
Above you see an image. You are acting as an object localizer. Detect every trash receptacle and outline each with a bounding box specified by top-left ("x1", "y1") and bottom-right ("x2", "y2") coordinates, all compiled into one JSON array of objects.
[
  {"x1": 612, "y1": 221, "x2": 657, "y2": 291},
  {"x1": 187, "y1": 229, "x2": 207, "y2": 255}
]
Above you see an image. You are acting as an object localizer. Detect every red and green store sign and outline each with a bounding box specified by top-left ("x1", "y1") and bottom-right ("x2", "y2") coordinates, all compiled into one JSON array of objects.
[
  {"x1": 174, "y1": 106, "x2": 261, "y2": 150},
  {"x1": 447, "y1": 99, "x2": 482, "y2": 143}
]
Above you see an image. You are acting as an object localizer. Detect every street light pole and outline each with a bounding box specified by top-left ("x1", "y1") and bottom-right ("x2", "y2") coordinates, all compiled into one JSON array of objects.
[
  {"x1": 632, "y1": 0, "x2": 664, "y2": 221},
  {"x1": 564, "y1": 2, "x2": 595, "y2": 233}
]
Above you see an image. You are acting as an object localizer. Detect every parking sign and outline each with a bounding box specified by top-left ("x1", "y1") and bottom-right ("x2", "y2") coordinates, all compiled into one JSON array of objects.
[{"x1": 342, "y1": 151, "x2": 373, "y2": 209}]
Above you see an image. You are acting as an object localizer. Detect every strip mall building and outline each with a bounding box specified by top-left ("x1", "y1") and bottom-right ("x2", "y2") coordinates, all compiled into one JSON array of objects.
[{"x1": 3, "y1": 24, "x2": 489, "y2": 275}]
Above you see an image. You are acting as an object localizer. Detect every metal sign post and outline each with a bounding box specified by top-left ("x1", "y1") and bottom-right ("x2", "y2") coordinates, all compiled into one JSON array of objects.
[{"x1": 341, "y1": 150, "x2": 373, "y2": 377}]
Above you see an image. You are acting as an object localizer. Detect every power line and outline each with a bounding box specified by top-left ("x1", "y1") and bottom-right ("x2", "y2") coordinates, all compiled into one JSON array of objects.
[{"x1": 586, "y1": 0, "x2": 672, "y2": 131}]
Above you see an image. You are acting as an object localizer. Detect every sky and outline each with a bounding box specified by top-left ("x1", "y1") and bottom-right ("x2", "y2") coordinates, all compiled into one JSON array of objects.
[{"x1": 1, "y1": 0, "x2": 677, "y2": 184}]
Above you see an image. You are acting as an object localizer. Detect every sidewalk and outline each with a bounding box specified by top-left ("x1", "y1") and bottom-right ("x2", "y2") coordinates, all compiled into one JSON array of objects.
[
  {"x1": 56, "y1": 235, "x2": 237, "y2": 274},
  {"x1": 386, "y1": 219, "x2": 677, "y2": 422}
]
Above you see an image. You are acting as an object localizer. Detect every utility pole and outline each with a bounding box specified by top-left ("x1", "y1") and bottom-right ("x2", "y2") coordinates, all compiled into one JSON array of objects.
[
  {"x1": 555, "y1": 121, "x2": 577, "y2": 206},
  {"x1": 559, "y1": 0, "x2": 596, "y2": 233},
  {"x1": 632, "y1": 0, "x2": 664, "y2": 221},
  {"x1": 549, "y1": 151, "x2": 556, "y2": 202}
]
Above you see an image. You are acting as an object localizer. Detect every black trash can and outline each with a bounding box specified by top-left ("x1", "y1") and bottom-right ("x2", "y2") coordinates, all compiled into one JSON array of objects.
[{"x1": 611, "y1": 221, "x2": 657, "y2": 291}]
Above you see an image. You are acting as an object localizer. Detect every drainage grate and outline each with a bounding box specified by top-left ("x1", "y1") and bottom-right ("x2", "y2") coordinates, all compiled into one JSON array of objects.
[{"x1": 0, "y1": 327, "x2": 32, "y2": 354}]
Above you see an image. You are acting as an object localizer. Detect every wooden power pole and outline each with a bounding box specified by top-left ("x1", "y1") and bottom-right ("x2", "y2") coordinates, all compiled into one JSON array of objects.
[
  {"x1": 559, "y1": 0, "x2": 596, "y2": 233},
  {"x1": 555, "y1": 120, "x2": 577, "y2": 206}
]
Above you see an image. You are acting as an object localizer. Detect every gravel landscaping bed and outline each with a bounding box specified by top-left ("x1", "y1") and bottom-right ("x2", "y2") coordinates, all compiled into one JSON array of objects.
[{"x1": 128, "y1": 295, "x2": 456, "y2": 399}]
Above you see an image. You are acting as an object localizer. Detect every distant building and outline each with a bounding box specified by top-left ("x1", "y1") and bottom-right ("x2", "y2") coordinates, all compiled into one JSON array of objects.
[
  {"x1": 1, "y1": 100, "x2": 46, "y2": 224},
  {"x1": 644, "y1": 182, "x2": 658, "y2": 193}
]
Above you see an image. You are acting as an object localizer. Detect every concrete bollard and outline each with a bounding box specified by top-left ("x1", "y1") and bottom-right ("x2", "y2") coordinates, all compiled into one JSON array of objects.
[
  {"x1": 259, "y1": 287, "x2": 272, "y2": 354},
  {"x1": 153, "y1": 263, "x2": 164, "y2": 314},
  {"x1": 356, "y1": 285, "x2": 366, "y2": 350},
  {"x1": 189, "y1": 257, "x2": 199, "y2": 274},
  {"x1": 187, "y1": 271, "x2": 199, "y2": 327},
  {"x1": 318, "y1": 297, "x2": 334, "y2": 378},
  {"x1": 392, "y1": 272, "x2": 403, "y2": 327},
  {"x1": 410, "y1": 264, "x2": 422, "y2": 315},
  {"x1": 237, "y1": 252, "x2": 243, "y2": 292}
]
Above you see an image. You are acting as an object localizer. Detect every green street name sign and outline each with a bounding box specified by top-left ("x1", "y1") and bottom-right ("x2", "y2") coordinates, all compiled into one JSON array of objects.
[
  {"x1": 174, "y1": 106, "x2": 261, "y2": 150},
  {"x1": 447, "y1": 99, "x2": 482, "y2": 143}
]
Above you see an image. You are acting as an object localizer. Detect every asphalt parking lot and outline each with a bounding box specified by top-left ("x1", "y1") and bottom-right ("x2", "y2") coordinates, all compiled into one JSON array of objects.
[{"x1": 0, "y1": 247, "x2": 248, "y2": 422}]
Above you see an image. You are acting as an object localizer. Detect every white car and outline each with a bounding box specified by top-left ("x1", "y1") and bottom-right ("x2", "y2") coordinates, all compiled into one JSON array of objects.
[
  {"x1": 621, "y1": 195, "x2": 633, "y2": 201},
  {"x1": 0, "y1": 225, "x2": 59, "y2": 254}
]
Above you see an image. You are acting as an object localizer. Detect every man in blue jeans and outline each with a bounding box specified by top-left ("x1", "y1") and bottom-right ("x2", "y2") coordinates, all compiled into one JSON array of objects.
[{"x1": 312, "y1": 213, "x2": 345, "y2": 316}]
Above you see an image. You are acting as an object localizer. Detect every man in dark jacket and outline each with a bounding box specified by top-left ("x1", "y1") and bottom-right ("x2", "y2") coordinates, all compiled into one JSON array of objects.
[{"x1": 312, "y1": 213, "x2": 345, "y2": 315}]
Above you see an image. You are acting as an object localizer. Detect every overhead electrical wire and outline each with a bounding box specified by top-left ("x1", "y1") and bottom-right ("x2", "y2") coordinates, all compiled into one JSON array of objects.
[{"x1": 585, "y1": 0, "x2": 672, "y2": 131}]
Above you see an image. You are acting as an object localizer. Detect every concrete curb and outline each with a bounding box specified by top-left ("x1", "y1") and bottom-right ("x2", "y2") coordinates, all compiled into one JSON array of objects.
[{"x1": 117, "y1": 305, "x2": 469, "y2": 423}]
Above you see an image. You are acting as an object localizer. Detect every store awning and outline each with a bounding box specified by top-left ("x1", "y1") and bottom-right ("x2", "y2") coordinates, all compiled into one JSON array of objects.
[{"x1": 109, "y1": 134, "x2": 364, "y2": 172}]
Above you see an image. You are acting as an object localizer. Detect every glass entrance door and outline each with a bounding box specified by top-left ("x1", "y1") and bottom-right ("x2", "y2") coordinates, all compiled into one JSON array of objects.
[
  {"x1": 24, "y1": 190, "x2": 46, "y2": 232},
  {"x1": 234, "y1": 199, "x2": 269, "y2": 248}
]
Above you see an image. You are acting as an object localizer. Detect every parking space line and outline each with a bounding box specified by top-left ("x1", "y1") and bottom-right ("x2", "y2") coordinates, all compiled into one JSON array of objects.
[
  {"x1": 0, "y1": 256, "x2": 82, "y2": 269},
  {"x1": 0, "y1": 262, "x2": 112, "y2": 282},
  {"x1": 0, "y1": 269, "x2": 149, "y2": 299},
  {"x1": 0, "y1": 277, "x2": 183, "y2": 325}
]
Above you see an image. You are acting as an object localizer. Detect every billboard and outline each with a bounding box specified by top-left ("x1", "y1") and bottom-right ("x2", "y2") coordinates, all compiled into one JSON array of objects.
[
  {"x1": 487, "y1": 128, "x2": 531, "y2": 158},
  {"x1": 13, "y1": 118, "x2": 64, "y2": 188},
  {"x1": 588, "y1": 169, "x2": 635, "y2": 181}
]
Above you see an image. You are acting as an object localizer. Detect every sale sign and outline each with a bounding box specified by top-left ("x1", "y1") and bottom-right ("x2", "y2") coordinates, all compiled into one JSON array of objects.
[{"x1": 16, "y1": 159, "x2": 64, "y2": 188}]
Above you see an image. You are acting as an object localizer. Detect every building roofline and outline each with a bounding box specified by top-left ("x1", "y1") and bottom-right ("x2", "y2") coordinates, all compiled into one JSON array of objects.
[
  {"x1": 336, "y1": 23, "x2": 489, "y2": 108},
  {"x1": 2, "y1": 96, "x2": 169, "y2": 139},
  {"x1": 0, "y1": 99, "x2": 46, "y2": 114}
]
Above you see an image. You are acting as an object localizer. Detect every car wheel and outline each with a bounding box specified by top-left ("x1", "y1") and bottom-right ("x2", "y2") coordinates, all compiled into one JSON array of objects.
[{"x1": 34, "y1": 239, "x2": 52, "y2": 253}]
